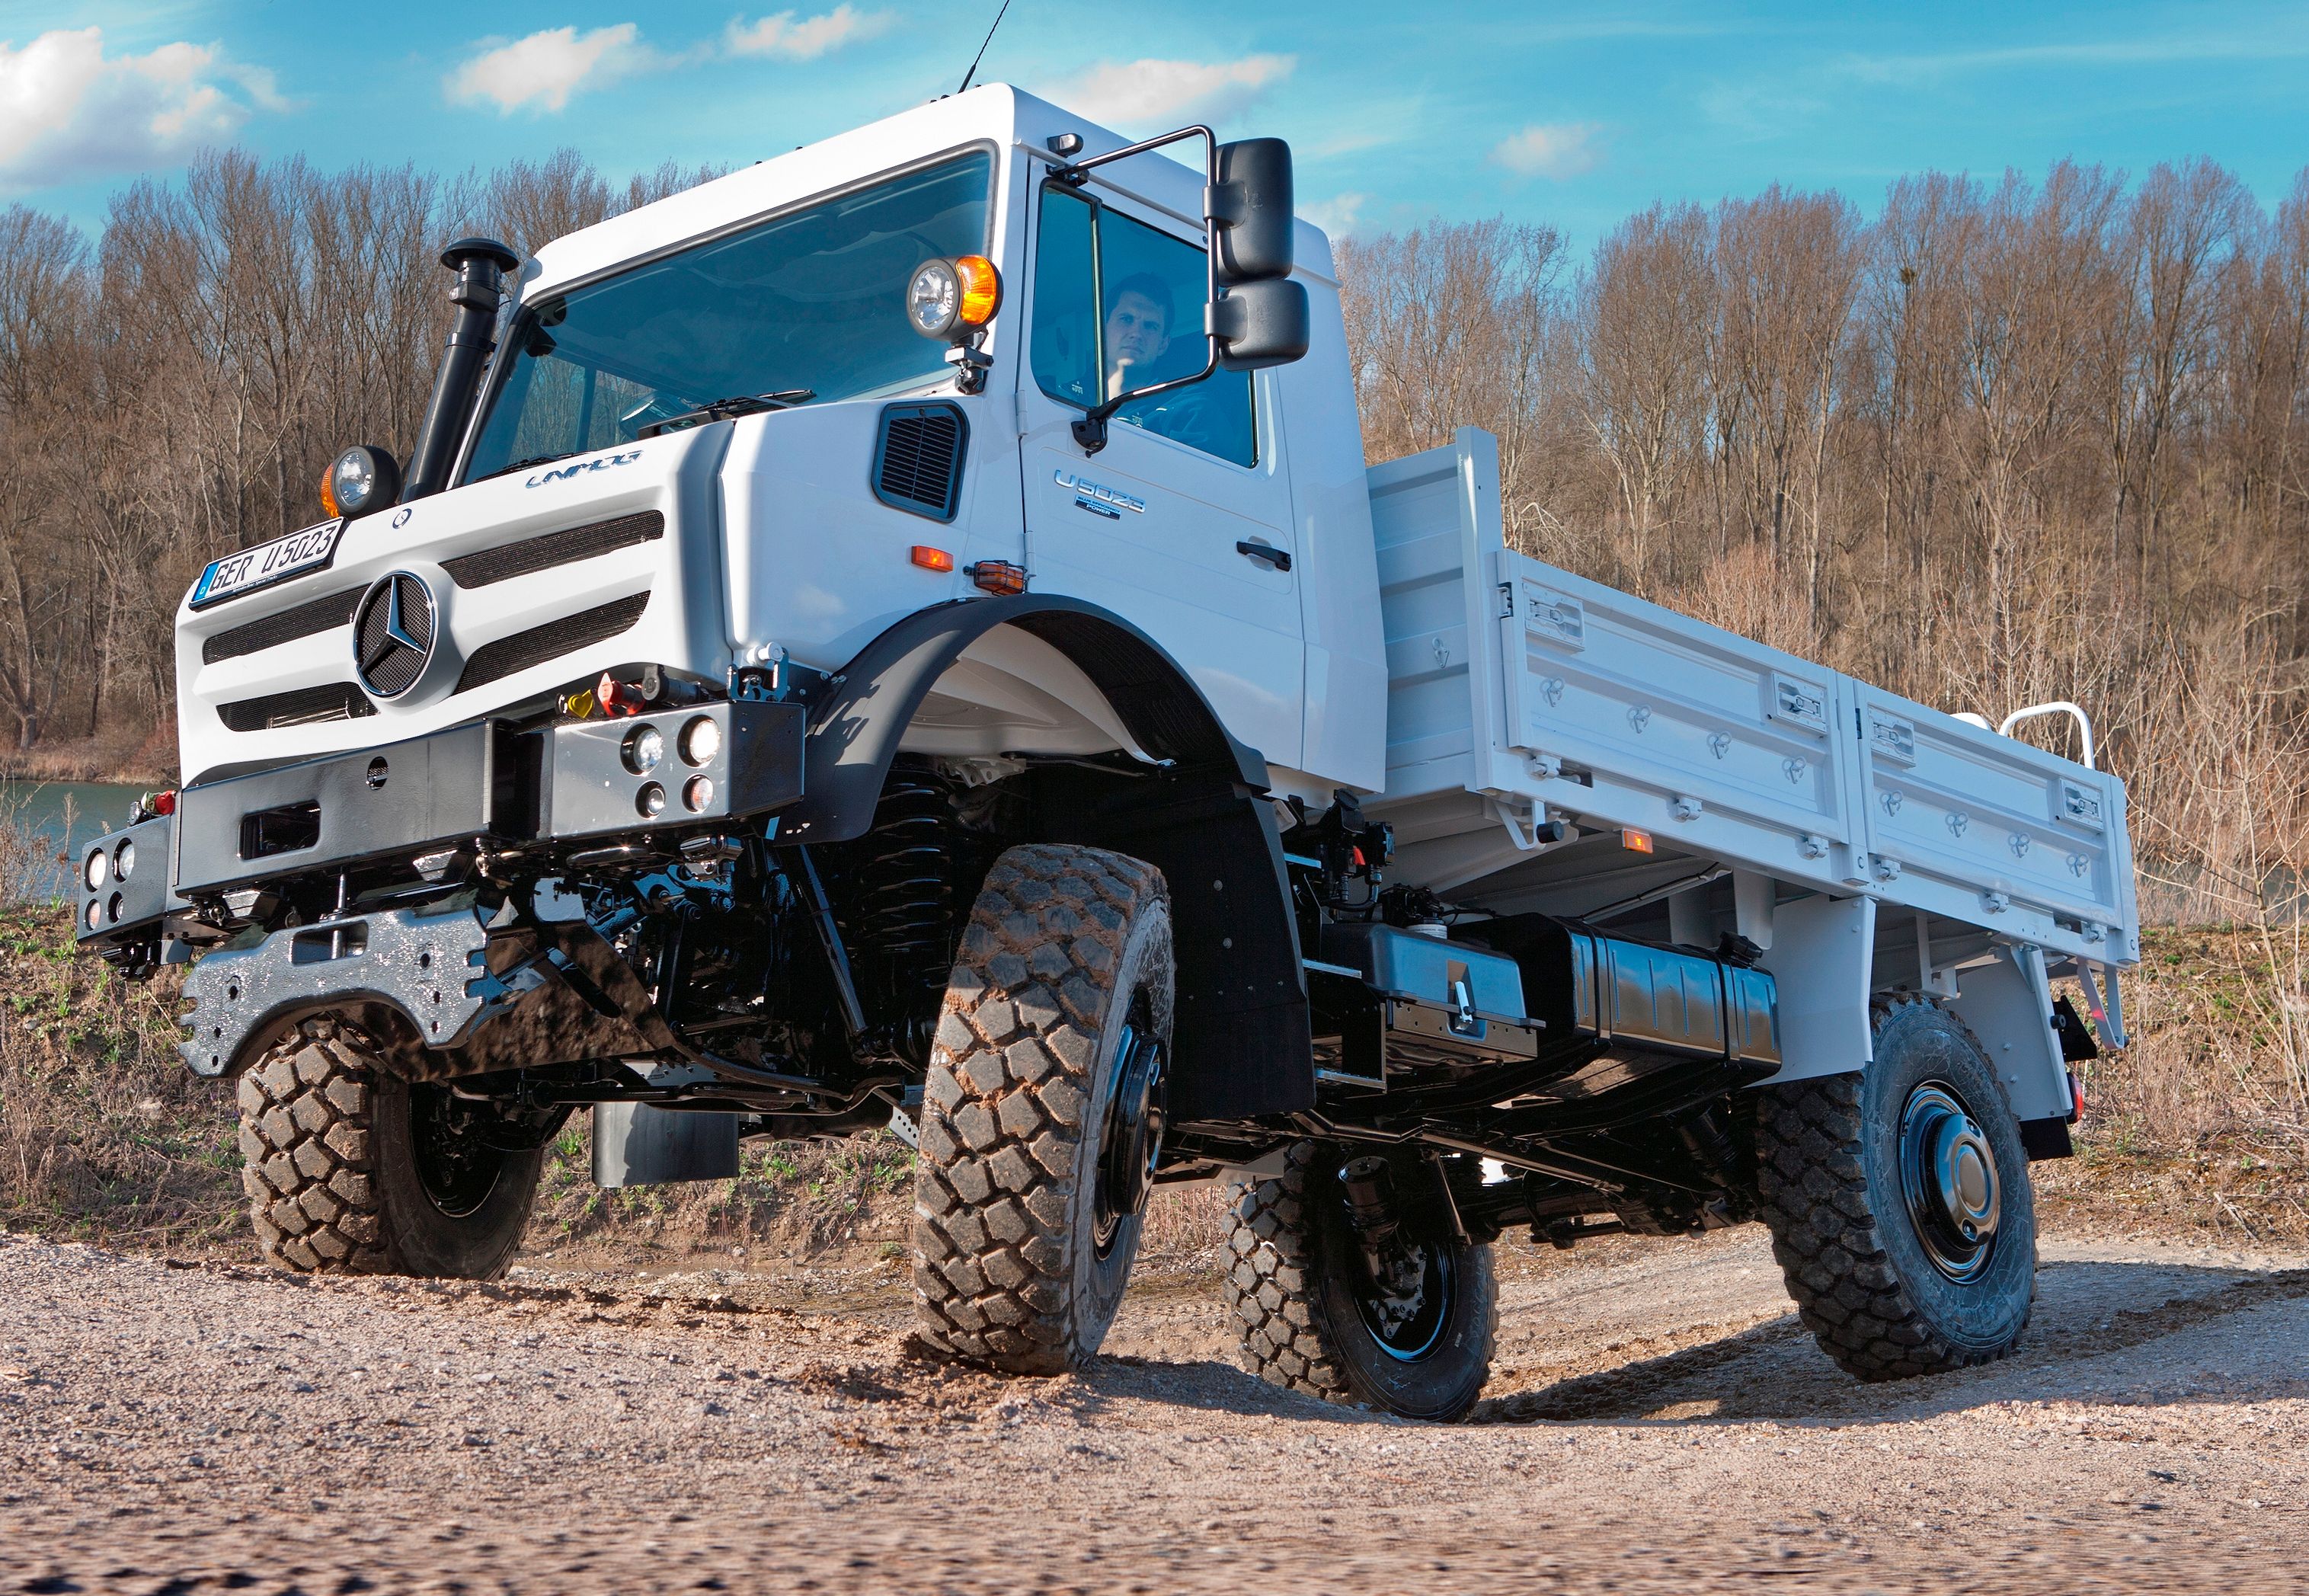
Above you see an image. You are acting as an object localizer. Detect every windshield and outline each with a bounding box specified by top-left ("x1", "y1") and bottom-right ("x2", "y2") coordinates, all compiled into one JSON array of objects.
[{"x1": 463, "y1": 150, "x2": 993, "y2": 481}]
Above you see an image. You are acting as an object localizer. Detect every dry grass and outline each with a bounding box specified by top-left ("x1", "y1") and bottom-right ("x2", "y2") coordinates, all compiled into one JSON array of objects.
[{"x1": 0, "y1": 908, "x2": 238, "y2": 1247}]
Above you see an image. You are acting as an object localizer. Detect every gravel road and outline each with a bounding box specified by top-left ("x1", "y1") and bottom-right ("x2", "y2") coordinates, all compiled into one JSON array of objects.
[{"x1": 3, "y1": 1222, "x2": 2305, "y2": 1594}]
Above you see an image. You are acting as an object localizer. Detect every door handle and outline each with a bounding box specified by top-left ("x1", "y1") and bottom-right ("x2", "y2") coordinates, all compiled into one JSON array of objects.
[{"x1": 1236, "y1": 541, "x2": 1291, "y2": 572}]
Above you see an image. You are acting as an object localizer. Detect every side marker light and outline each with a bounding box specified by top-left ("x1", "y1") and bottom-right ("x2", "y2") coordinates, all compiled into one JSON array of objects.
[
  {"x1": 912, "y1": 545, "x2": 955, "y2": 573},
  {"x1": 1621, "y1": 828, "x2": 1655, "y2": 854}
]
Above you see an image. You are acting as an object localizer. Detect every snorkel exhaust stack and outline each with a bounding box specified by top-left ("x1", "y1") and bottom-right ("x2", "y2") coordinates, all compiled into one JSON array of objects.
[{"x1": 401, "y1": 236, "x2": 520, "y2": 504}]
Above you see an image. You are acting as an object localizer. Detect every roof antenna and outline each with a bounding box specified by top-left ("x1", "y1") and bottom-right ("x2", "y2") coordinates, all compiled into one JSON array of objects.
[{"x1": 956, "y1": 0, "x2": 1012, "y2": 94}]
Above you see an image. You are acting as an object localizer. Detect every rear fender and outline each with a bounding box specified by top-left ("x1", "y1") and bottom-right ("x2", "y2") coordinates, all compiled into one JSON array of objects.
[{"x1": 784, "y1": 597, "x2": 1311, "y2": 1121}]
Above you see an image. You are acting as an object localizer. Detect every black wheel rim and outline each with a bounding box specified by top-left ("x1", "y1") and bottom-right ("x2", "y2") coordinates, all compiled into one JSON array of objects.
[
  {"x1": 408, "y1": 1081, "x2": 509, "y2": 1220},
  {"x1": 1092, "y1": 997, "x2": 1166, "y2": 1260},
  {"x1": 1898, "y1": 1079, "x2": 2002, "y2": 1283},
  {"x1": 1349, "y1": 1230, "x2": 1455, "y2": 1362}
]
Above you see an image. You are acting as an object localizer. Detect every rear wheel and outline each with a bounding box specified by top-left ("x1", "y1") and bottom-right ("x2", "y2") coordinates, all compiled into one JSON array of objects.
[
  {"x1": 911, "y1": 843, "x2": 1173, "y2": 1373},
  {"x1": 1225, "y1": 1142, "x2": 1496, "y2": 1422},
  {"x1": 1757, "y1": 995, "x2": 2038, "y2": 1380},
  {"x1": 236, "y1": 1018, "x2": 546, "y2": 1278}
]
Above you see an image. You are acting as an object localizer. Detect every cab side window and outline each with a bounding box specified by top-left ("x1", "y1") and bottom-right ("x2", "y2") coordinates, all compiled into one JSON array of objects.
[{"x1": 1030, "y1": 184, "x2": 1258, "y2": 469}]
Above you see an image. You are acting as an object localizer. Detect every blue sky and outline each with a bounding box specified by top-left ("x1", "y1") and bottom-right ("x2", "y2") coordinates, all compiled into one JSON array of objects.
[{"x1": 5, "y1": 2, "x2": 2308, "y2": 247}]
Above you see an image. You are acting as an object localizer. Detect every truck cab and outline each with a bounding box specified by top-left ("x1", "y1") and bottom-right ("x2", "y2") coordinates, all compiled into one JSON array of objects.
[{"x1": 78, "y1": 85, "x2": 2138, "y2": 1424}]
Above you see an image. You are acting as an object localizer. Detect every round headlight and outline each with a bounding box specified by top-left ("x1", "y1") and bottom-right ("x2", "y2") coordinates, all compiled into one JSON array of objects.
[
  {"x1": 323, "y1": 444, "x2": 402, "y2": 520},
  {"x1": 114, "y1": 838, "x2": 135, "y2": 881},
  {"x1": 683, "y1": 775, "x2": 715, "y2": 813},
  {"x1": 907, "y1": 257, "x2": 962, "y2": 341},
  {"x1": 84, "y1": 848, "x2": 107, "y2": 891},
  {"x1": 622, "y1": 724, "x2": 665, "y2": 775},
  {"x1": 680, "y1": 715, "x2": 721, "y2": 766},
  {"x1": 636, "y1": 782, "x2": 667, "y2": 818}
]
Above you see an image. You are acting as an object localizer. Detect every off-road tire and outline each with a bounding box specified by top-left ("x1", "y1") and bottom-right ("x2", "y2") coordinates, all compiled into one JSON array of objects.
[
  {"x1": 236, "y1": 1018, "x2": 544, "y2": 1278},
  {"x1": 912, "y1": 843, "x2": 1173, "y2": 1374},
  {"x1": 1224, "y1": 1141, "x2": 1497, "y2": 1422},
  {"x1": 1757, "y1": 994, "x2": 2038, "y2": 1381}
]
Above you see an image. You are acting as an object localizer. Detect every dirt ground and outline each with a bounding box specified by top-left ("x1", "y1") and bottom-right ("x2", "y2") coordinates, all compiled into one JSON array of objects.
[{"x1": 3, "y1": 1220, "x2": 2307, "y2": 1595}]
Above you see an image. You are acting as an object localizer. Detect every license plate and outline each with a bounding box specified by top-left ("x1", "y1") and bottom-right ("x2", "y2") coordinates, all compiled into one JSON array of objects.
[{"x1": 189, "y1": 519, "x2": 345, "y2": 610}]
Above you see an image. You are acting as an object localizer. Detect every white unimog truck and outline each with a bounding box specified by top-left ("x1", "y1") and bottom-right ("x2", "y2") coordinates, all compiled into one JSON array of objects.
[{"x1": 79, "y1": 86, "x2": 2138, "y2": 1422}]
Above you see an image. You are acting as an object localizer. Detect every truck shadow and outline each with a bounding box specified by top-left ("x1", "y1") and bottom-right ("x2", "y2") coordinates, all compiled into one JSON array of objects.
[{"x1": 1471, "y1": 1259, "x2": 2309, "y2": 1427}]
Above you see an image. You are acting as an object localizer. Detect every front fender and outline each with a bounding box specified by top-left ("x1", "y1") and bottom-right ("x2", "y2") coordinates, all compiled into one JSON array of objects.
[{"x1": 783, "y1": 596, "x2": 1311, "y2": 1123}]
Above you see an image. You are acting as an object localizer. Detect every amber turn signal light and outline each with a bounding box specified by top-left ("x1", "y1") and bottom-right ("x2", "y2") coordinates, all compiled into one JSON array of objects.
[
  {"x1": 1621, "y1": 828, "x2": 1655, "y2": 854},
  {"x1": 952, "y1": 254, "x2": 1001, "y2": 326},
  {"x1": 967, "y1": 559, "x2": 1027, "y2": 597}
]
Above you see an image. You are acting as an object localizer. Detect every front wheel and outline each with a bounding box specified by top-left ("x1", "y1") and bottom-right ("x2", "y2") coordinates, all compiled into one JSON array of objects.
[
  {"x1": 1224, "y1": 1143, "x2": 1496, "y2": 1422},
  {"x1": 911, "y1": 843, "x2": 1174, "y2": 1374},
  {"x1": 1757, "y1": 995, "x2": 2038, "y2": 1380},
  {"x1": 236, "y1": 1019, "x2": 546, "y2": 1278}
]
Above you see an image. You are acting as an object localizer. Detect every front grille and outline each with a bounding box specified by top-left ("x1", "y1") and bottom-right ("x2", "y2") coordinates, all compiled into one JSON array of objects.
[
  {"x1": 218, "y1": 683, "x2": 377, "y2": 733},
  {"x1": 873, "y1": 402, "x2": 967, "y2": 520},
  {"x1": 441, "y1": 510, "x2": 664, "y2": 589},
  {"x1": 203, "y1": 587, "x2": 363, "y2": 664},
  {"x1": 454, "y1": 591, "x2": 651, "y2": 695}
]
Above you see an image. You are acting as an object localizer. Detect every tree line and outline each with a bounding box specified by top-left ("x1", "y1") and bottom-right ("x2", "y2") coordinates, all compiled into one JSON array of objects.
[
  {"x1": 1342, "y1": 162, "x2": 2309, "y2": 925},
  {"x1": 1, "y1": 147, "x2": 2303, "y2": 922},
  {"x1": 0, "y1": 150, "x2": 719, "y2": 755}
]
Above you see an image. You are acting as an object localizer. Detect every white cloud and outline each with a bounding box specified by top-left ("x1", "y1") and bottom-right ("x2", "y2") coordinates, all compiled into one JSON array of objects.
[
  {"x1": 0, "y1": 27, "x2": 275, "y2": 191},
  {"x1": 725, "y1": 6, "x2": 889, "y2": 60},
  {"x1": 1302, "y1": 191, "x2": 1367, "y2": 239},
  {"x1": 1057, "y1": 54, "x2": 1296, "y2": 129},
  {"x1": 1489, "y1": 121, "x2": 1603, "y2": 180},
  {"x1": 446, "y1": 24, "x2": 659, "y2": 115}
]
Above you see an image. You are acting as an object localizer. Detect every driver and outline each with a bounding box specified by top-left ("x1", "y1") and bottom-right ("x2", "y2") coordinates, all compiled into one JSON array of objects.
[{"x1": 1104, "y1": 273, "x2": 1175, "y2": 401}]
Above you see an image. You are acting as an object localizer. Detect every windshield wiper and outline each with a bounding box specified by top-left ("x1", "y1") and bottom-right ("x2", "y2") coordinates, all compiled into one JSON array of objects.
[
  {"x1": 637, "y1": 389, "x2": 816, "y2": 439},
  {"x1": 473, "y1": 451, "x2": 580, "y2": 484}
]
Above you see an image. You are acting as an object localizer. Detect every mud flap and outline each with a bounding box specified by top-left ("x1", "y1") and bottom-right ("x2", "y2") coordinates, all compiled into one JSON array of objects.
[{"x1": 592, "y1": 1103, "x2": 740, "y2": 1188}]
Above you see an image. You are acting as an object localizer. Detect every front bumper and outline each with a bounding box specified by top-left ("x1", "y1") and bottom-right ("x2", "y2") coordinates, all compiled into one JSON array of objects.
[{"x1": 78, "y1": 698, "x2": 803, "y2": 958}]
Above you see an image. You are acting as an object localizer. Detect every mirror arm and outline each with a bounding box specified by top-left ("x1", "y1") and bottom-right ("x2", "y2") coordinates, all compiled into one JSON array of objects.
[
  {"x1": 1056, "y1": 126, "x2": 1228, "y2": 456},
  {"x1": 1051, "y1": 123, "x2": 1218, "y2": 188}
]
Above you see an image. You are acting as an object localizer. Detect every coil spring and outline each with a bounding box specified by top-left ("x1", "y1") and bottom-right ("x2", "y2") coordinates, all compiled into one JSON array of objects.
[{"x1": 853, "y1": 770, "x2": 957, "y2": 1057}]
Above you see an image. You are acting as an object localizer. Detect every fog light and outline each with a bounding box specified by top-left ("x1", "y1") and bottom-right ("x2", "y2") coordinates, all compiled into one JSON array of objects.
[
  {"x1": 84, "y1": 849, "x2": 107, "y2": 891},
  {"x1": 636, "y1": 782, "x2": 667, "y2": 818},
  {"x1": 680, "y1": 715, "x2": 720, "y2": 766},
  {"x1": 85, "y1": 897, "x2": 101, "y2": 931},
  {"x1": 683, "y1": 775, "x2": 714, "y2": 813},
  {"x1": 622, "y1": 724, "x2": 665, "y2": 775},
  {"x1": 107, "y1": 893, "x2": 123, "y2": 924},
  {"x1": 114, "y1": 838, "x2": 135, "y2": 881}
]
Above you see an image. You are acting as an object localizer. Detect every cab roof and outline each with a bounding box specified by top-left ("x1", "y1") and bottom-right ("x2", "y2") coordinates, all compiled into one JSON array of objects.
[{"x1": 519, "y1": 82, "x2": 1336, "y2": 302}]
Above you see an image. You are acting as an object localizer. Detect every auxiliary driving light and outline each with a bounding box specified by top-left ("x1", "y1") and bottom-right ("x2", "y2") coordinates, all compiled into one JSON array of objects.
[
  {"x1": 679, "y1": 715, "x2": 721, "y2": 767},
  {"x1": 622, "y1": 724, "x2": 665, "y2": 775},
  {"x1": 906, "y1": 254, "x2": 1002, "y2": 341},
  {"x1": 114, "y1": 838, "x2": 135, "y2": 881},
  {"x1": 636, "y1": 782, "x2": 667, "y2": 818},
  {"x1": 321, "y1": 445, "x2": 401, "y2": 520},
  {"x1": 683, "y1": 775, "x2": 715, "y2": 813},
  {"x1": 84, "y1": 848, "x2": 107, "y2": 891}
]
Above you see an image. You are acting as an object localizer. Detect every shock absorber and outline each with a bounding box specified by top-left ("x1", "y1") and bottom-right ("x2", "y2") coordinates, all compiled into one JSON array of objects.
[{"x1": 850, "y1": 763, "x2": 958, "y2": 1062}]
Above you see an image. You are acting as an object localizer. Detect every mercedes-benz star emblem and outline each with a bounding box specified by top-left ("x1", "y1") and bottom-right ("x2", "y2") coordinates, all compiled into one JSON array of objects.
[{"x1": 353, "y1": 571, "x2": 436, "y2": 699}]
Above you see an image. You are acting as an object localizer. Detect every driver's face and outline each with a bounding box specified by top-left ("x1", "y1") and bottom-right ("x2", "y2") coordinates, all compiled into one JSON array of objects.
[{"x1": 1105, "y1": 290, "x2": 1169, "y2": 382}]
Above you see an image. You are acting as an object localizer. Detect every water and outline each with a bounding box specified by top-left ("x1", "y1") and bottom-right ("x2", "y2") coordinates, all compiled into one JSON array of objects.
[{"x1": 1, "y1": 779, "x2": 148, "y2": 887}]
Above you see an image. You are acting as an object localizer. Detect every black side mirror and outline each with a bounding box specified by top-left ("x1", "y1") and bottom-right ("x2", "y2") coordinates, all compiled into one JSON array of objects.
[
  {"x1": 1208, "y1": 139, "x2": 1295, "y2": 286},
  {"x1": 1210, "y1": 279, "x2": 1310, "y2": 371}
]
